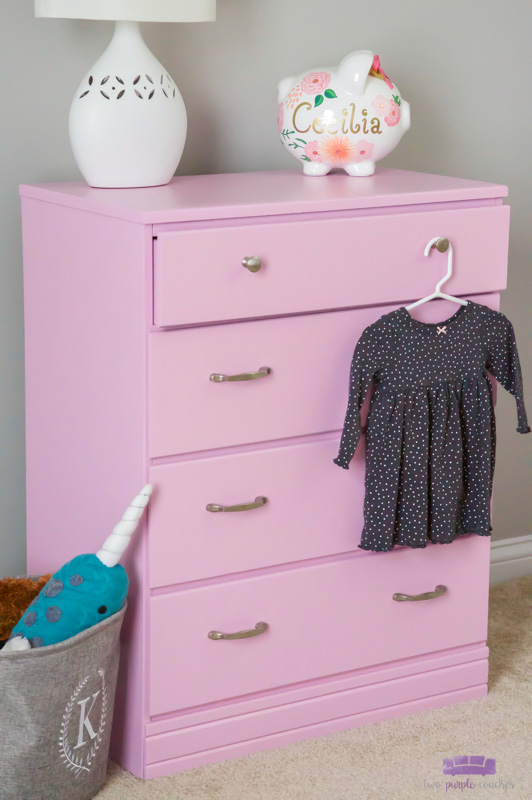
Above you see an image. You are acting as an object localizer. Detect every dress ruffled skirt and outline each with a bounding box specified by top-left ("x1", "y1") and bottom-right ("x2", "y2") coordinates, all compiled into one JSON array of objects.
[{"x1": 359, "y1": 373, "x2": 496, "y2": 551}]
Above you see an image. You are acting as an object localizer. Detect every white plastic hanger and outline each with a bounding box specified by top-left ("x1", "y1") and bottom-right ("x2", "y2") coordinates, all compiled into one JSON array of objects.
[{"x1": 406, "y1": 236, "x2": 469, "y2": 310}]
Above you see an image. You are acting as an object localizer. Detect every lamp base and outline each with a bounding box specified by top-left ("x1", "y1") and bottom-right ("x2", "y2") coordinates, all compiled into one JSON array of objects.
[{"x1": 69, "y1": 21, "x2": 186, "y2": 188}]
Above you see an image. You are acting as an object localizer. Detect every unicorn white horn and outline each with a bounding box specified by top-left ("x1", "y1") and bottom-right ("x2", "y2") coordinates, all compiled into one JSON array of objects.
[
  {"x1": 97, "y1": 484, "x2": 153, "y2": 567},
  {"x1": 3, "y1": 484, "x2": 153, "y2": 652}
]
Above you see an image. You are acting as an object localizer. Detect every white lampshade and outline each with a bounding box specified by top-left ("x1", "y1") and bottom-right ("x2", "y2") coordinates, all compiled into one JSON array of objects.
[{"x1": 35, "y1": 0, "x2": 216, "y2": 22}]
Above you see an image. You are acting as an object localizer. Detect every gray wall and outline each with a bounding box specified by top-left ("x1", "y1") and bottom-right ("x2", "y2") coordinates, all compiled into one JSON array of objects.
[{"x1": 1, "y1": 0, "x2": 530, "y2": 577}]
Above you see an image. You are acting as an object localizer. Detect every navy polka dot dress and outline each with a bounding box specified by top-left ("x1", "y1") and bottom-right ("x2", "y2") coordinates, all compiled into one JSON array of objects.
[{"x1": 334, "y1": 300, "x2": 530, "y2": 552}]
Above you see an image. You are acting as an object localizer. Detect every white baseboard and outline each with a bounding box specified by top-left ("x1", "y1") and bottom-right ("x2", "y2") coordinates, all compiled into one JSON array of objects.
[{"x1": 490, "y1": 534, "x2": 532, "y2": 584}]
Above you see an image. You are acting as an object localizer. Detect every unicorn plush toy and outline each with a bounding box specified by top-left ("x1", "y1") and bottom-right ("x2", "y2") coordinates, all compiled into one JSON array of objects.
[{"x1": 4, "y1": 485, "x2": 152, "y2": 651}]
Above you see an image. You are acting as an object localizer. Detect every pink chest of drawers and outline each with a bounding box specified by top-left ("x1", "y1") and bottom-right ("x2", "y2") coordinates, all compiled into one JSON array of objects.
[{"x1": 20, "y1": 168, "x2": 509, "y2": 779}]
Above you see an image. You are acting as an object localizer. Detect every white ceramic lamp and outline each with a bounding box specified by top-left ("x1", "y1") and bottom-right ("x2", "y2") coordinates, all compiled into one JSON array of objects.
[{"x1": 35, "y1": 0, "x2": 216, "y2": 188}]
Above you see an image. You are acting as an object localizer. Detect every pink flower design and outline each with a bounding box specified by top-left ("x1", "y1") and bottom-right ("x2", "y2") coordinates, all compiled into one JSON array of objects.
[
  {"x1": 384, "y1": 100, "x2": 401, "y2": 127},
  {"x1": 304, "y1": 141, "x2": 322, "y2": 162},
  {"x1": 319, "y1": 135, "x2": 358, "y2": 166},
  {"x1": 371, "y1": 95, "x2": 391, "y2": 116},
  {"x1": 278, "y1": 103, "x2": 284, "y2": 133},
  {"x1": 351, "y1": 140, "x2": 375, "y2": 163},
  {"x1": 301, "y1": 71, "x2": 331, "y2": 96}
]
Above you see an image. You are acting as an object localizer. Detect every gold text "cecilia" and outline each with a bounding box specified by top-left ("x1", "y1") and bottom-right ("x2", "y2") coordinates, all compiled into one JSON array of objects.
[{"x1": 292, "y1": 102, "x2": 383, "y2": 136}]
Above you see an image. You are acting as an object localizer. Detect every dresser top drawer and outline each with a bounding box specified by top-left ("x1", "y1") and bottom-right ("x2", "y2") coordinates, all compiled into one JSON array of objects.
[
  {"x1": 20, "y1": 168, "x2": 507, "y2": 224},
  {"x1": 153, "y1": 205, "x2": 509, "y2": 327}
]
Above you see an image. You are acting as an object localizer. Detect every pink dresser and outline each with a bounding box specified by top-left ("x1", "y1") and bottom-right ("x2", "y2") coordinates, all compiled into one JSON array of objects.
[{"x1": 20, "y1": 169, "x2": 509, "y2": 778}]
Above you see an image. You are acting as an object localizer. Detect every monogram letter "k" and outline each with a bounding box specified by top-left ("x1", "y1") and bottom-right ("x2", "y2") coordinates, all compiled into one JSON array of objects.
[{"x1": 74, "y1": 690, "x2": 101, "y2": 749}]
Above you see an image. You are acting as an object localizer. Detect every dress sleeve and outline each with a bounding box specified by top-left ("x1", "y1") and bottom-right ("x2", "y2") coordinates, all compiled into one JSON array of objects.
[
  {"x1": 333, "y1": 324, "x2": 380, "y2": 469},
  {"x1": 486, "y1": 314, "x2": 530, "y2": 434}
]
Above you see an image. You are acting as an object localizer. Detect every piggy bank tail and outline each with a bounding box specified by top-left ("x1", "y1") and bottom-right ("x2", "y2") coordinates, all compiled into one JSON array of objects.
[
  {"x1": 402, "y1": 99, "x2": 411, "y2": 132},
  {"x1": 96, "y1": 485, "x2": 153, "y2": 568}
]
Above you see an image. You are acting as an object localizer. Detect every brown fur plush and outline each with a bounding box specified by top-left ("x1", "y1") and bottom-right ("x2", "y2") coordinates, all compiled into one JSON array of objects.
[{"x1": 0, "y1": 574, "x2": 52, "y2": 642}]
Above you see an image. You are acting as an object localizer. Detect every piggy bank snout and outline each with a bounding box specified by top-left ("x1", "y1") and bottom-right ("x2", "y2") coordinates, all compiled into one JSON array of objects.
[{"x1": 278, "y1": 77, "x2": 295, "y2": 104}]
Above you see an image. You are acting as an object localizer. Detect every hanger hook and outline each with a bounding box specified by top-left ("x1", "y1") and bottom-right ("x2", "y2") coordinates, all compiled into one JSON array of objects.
[
  {"x1": 424, "y1": 236, "x2": 449, "y2": 255},
  {"x1": 424, "y1": 236, "x2": 453, "y2": 293},
  {"x1": 405, "y1": 236, "x2": 463, "y2": 310}
]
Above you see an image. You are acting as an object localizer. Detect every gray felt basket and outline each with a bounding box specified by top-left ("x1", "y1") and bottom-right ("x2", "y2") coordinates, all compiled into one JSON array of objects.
[{"x1": 0, "y1": 601, "x2": 126, "y2": 800}]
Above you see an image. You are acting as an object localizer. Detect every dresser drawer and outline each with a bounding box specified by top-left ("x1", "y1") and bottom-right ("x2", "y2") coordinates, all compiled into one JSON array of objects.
[
  {"x1": 148, "y1": 435, "x2": 365, "y2": 588},
  {"x1": 149, "y1": 534, "x2": 490, "y2": 716},
  {"x1": 148, "y1": 293, "x2": 499, "y2": 458},
  {"x1": 149, "y1": 304, "x2": 376, "y2": 457},
  {"x1": 153, "y1": 205, "x2": 509, "y2": 327}
]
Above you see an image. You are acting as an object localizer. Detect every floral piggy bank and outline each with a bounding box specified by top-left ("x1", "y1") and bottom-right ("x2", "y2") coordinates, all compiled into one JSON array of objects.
[{"x1": 278, "y1": 50, "x2": 410, "y2": 176}]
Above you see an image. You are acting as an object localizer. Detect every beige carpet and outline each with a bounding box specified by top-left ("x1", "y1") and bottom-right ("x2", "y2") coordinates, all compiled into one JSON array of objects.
[{"x1": 97, "y1": 576, "x2": 532, "y2": 800}]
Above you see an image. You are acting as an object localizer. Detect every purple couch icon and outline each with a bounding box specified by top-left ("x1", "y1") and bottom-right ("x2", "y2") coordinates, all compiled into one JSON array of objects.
[{"x1": 443, "y1": 756, "x2": 496, "y2": 776}]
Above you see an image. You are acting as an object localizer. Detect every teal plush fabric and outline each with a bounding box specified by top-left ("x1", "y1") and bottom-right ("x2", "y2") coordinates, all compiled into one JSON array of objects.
[{"x1": 9, "y1": 554, "x2": 128, "y2": 648}]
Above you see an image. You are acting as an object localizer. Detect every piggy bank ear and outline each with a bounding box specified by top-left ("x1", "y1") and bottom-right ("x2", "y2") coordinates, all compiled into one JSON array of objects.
[{"x1": 338, "y1": 50, "x2": 375, "y2": 96}]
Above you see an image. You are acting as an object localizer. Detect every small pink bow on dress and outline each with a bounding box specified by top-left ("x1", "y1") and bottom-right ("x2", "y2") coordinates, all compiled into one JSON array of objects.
[{"x1": 370, "y1": 55, "x2": 394, "y2": 90}]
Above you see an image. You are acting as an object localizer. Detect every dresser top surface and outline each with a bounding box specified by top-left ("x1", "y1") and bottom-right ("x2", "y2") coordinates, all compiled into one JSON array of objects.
[{"x1": 19, "y1": 167, "x2": 508, "y2": 225}]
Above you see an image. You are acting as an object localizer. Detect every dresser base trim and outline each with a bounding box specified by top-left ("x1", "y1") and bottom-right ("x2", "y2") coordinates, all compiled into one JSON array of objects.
[
  {"x1": 146, "y1": 641, "x2": 488, "y2": 736},
  {"x1": 144, "y1": 671, "x2": 488, "y2": 778}
]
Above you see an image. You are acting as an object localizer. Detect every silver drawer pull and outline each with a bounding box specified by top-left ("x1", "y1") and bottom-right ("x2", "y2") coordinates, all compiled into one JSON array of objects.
[
  {"x1": 208, "y1": 621, "x2": 269, "y2": 640},
  {"x1": 393, "y1": 584, "x2": 447, "y2": 602},
  {"x1": 210, "y1": 366, "x2": 271, "y2": 382},
  {"x1": 242, "y1": 256, "x2": 262, "y2": 273},
  {"x1": 206, "y1": 496, "x2": 268, "y2": 513}
]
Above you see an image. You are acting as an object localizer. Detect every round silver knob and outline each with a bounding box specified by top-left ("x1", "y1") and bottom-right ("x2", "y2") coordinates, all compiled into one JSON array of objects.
[
  {"x1": 242, "y1": 256, "x2": 262, "y2": 273},
  {"x1": 435, "y1": 237, "x2": 449, "y2": 253}
]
